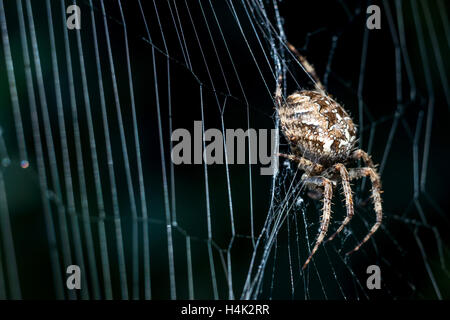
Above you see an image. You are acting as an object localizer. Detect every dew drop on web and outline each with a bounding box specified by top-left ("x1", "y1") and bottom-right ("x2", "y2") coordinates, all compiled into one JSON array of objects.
[{"x1": 20, "y1": 160, "x2": 29, "y2": 169}]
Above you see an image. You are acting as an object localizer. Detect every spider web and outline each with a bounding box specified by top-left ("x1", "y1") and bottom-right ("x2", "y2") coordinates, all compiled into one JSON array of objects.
[{"x1": 0, "y1": 0, "x2": 449, "y2": 300}]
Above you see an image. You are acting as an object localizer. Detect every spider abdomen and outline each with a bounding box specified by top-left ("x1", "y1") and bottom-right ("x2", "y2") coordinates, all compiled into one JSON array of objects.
[{"x1": 279, "y1": 90, "x2": 357, "y2": 165}]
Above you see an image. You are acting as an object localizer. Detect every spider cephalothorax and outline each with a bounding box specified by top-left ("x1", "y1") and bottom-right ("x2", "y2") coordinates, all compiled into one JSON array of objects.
[{"x1": 277, "y1": 43, "x2": 383, "y2": 269}]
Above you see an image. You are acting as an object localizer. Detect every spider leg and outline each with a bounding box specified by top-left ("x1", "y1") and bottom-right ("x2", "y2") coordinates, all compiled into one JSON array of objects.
[
  {"x1": 327, "y1": 163, "x2": 354, "y2": 242},
  {"x1": 302, "y1": 176, "x2": 333, "y2": 269},
  {"x1": 346, "y1": 167, "x2": 383, "y2": 255},
  {"x1": 352, "y1": 149, "x2": 376, "y2": 168},
  {"x1": 286, "y1": 42, "x2": 325, "y2": 93},
  {"x1": 278, "y1": 153, "x2": 323, "y2": 175}
]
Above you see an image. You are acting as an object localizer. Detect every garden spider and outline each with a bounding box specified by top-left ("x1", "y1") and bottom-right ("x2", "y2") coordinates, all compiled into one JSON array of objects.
[{"x1": 276, "y1": 43, "x2": 383, "y2": 270}]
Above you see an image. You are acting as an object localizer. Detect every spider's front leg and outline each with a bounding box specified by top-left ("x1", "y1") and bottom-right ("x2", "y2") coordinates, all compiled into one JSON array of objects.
[
  {"x1": 278, "y1": 153, "x2": 324, "y2": 175},
  {"x1": 327, "y1": 163, "x2": 354, "y2": 242},
  {"x1": 352, "y1": 149, "x2": 376, "y2": 168},
  {"x1": 347, "y1": 167, "x2": 383, "y2": 255},
  {"x1": 302, "y1": 176, "x2": 333, "y2": 270}
]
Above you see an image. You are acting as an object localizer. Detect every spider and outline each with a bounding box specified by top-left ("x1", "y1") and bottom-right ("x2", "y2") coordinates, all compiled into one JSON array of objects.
[{"x1": 276, "y1": 43, "x2": 383, "y2": 270}]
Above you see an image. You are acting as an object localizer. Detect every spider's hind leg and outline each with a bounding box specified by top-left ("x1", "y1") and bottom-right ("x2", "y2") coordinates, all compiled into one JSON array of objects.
[
  {"x1": 286, "y1": 42, "x2": 325, "y2": 93},
  {"x1": 302, "y1": 176, "x2": 333, "y2": 269}
]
